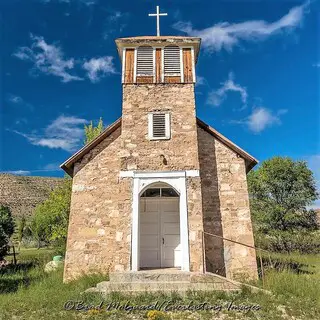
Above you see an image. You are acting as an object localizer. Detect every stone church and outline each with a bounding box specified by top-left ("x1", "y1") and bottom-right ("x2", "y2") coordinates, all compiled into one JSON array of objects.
[{"x1": 61, "y1": 32, "x2": 258, "y2": 283}]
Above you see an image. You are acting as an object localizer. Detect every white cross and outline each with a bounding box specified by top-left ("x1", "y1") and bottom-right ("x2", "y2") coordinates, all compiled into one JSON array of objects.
[{"x1": 148, "y1": 6, "x2": 168, "y2": 37}]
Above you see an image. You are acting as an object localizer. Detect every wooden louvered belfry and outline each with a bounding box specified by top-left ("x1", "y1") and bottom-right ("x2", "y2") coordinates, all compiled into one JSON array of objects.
[{"x1": 117, "y1": 36, "x2": 199, "y2": 85}]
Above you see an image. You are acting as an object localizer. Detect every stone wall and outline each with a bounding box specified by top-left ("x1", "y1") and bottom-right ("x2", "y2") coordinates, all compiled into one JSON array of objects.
[
  {"x1": 0, "y1": 174, "x2": 63, "y2": 218},
  {"x1": 197, "y1": 127, "x2": 258, "y2": 280},
  {"x1": 121, "y1": 84, "x2": 200, "y2": 171},
  {"x1": 64, "y1": 126, "x2": 132, "y2": 282}
]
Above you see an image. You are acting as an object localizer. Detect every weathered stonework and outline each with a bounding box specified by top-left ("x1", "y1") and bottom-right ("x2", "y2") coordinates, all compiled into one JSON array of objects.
[
  {"x1": 198, "y1": 127, "x2": 258, "y2": 280},
  {"x1": 63, "y1": 126, "x2": 133, "y2": 281}
]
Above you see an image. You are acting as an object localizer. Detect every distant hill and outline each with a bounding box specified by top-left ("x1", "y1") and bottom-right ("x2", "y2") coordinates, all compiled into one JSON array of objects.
[{"x1": 0, "y1": 174, "x2": 64, "y2": 218}]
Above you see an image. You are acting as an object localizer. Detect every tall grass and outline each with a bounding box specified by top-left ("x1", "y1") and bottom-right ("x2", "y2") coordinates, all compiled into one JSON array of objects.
[{"x1": 0, "y1": 248, "x2": 319, "y2": 319}]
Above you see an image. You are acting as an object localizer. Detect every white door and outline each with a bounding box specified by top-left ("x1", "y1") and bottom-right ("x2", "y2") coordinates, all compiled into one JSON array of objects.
[
  {"x1": 139, "y1": 197, "x2": 181, "y2": 268},
  {"x1": 140, "y1": 198, "x2": 161, "y2": 268},
  {"x1": 161, "y1": 198, "x2": 181, "y2": 268}
]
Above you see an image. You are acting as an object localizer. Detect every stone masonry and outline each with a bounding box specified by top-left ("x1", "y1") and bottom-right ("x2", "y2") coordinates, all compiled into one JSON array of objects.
[
  {"x1": 198, "y1": 127, "x2": 258, "y2": 280},
  {"x1": 63, "y1": 81, "x2": 258, "y2": 282}
]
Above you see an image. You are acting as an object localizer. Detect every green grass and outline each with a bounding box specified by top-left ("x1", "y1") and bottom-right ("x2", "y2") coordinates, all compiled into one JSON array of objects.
[{"x1": 0, "y1": 248, "x2": 319, "y2": 319}]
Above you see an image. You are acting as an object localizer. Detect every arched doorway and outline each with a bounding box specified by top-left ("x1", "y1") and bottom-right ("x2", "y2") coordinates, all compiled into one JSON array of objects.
[{"x1": 139, "y1": 182, "x2": 181, "y2": 269}]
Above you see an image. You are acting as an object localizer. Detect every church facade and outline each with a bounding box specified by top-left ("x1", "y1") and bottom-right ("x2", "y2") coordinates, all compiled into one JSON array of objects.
[{"x1": 61, "y1": 36, "x2": 258, "y2": 282}]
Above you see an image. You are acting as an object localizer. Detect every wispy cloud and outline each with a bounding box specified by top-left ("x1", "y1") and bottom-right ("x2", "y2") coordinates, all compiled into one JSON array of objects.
[
  {"x1": 7, "y1": 94, "x2": 23, "y2": 104},
  {"x1": 14, "y1": 34, "x2": 117, "y2": 83},
  {"x1": 103, "y1": 10, "x2": 128, "y2": 39},
  {"x1": 41, "y1": 0, "x2": 96, "y2": 5},
  {"x1": 11, "y1": 115, "x2": 87, "y2": 152},
  {"x1": 83, "y1": 57, "x2": 117, "y2": 83},
  {"x1": 195, "y1": 75, "x2": 207, "y2": 87},
  {"x1": 173, "y1": 1, "x2": 309, "y2": 53},
  {"x1": 207, "y1": 72, "x2": 247, "y2": 108},
  {"x1": 13, "y1": 34, "x2": 83, "y2": 83},
  {"x1": 1, "y1": 170, "x2": 31, "y2": 176},
  {"x1": 312, "y1": 63, "x2": 320, "y2": 67},
  {"x1": 232, "y1": 107, "x2": 288, "y2": 133},
  {"x1": 7, "y1": 94, "x2": 34, "y2": 111}
]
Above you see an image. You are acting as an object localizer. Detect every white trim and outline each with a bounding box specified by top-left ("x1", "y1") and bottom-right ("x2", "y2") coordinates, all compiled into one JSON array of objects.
[
  {"x1": 148, "y1": 112, "x2": 171, "y2": 140},
  {"x1": 165, "y1": 113, "x2": 171, "y2": 139},
  {"x1": 180, "y1": 47, "x2": 184, "y2": 83},
  {"x1": 153, "y1": 47, "x2": 156, "y2": 83},
  {"x1": 133, "y1": 48, "x2": 137, "y2": 83},
  {"x1": 191, "y1": 47, "x2": 196, "y2": 83},
  {"x1": 131, "y1": 178, "x2": 140, "y2": 271},
  {"x1": 161, "y1": 48, "x2": 164, "y2": 83},
  {"x1": 121, "y1": 48, "x2": 126, "y2": 83},
  {"x1": 120, "y1": 171, "x2": 134, "y2": 178},
  {"x1": 120, "y1": 170, "x2": 199, "y2": 178},
  {"x1": 186, "y1": 170, "x2": 199, "y2": 177},
  {"x1": 131, "y1": 171, "x2": 190, "y2": 272},
  {"x1": 179, "y1": 176, "x2": 189, "y2": 271}
]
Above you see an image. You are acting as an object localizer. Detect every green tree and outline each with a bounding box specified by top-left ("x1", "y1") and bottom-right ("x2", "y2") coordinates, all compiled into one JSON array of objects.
[
  {"x1": 31, "y1": 178, "x2": 72, "y2": 249},
  {"x1": 0, "y1": 205, "x2": 15, "y2": 259},
  {"x1": 248, "y1": 157, "x2": 318, "y2": 232},
  {"x1": 84, "y1": 117, "x2": 104, "y2": 145}
]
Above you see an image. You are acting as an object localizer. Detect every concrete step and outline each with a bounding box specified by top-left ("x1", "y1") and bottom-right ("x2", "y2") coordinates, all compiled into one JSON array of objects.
[
  {"x1": 109, "y1": 271, "x2": 192, "y2": 283},
  {"x1": 94, "y1": 281, "x2": 239, "y2": 293}
]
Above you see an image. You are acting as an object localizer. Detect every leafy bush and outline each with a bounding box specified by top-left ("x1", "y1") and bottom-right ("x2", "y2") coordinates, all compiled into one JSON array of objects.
[{"x1": 255, "y1": 230, "x2": 320, "y2": 254}]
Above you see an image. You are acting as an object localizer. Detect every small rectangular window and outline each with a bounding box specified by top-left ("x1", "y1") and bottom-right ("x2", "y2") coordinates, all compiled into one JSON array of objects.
[{"x1": 148, "y1": 112, "x2": 171, "y2": 140}]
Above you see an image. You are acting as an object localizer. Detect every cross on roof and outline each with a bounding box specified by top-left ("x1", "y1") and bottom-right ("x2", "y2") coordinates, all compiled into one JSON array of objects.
[{"x1": 148, "y1": 6, "x2": 168, "y2": 37}]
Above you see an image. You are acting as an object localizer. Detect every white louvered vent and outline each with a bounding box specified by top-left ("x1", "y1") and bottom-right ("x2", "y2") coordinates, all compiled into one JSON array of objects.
[
  {"x1": 152, "y1": 113, "x2": 166, "y2": 137},
  {"x1": 148, "y1": 113, "x2": 171, "y2": 140},
  {"x1": 136, "y1": 46, "x2": 154, "y2": 76},
  {"x1": 164, "y1": 46, "x2": 181, "y2": 75}
]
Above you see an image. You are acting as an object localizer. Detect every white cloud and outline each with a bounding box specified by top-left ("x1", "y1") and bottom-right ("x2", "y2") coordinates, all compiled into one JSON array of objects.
[
  {"x1": 196, "y1": 75, "x2": 207, "y2": 87},
  {"x1": 13, "y1": 34, "x2": 83, "y2": 83},
  {"x1": 7, "y1": 94, "x2": 23, "y2": 104},
  {"x1": 1, "y1": 170, "x2": 31, "y2": 176},
  {"x1": 207, "y1": 72, "x2": 247, "y2": 108},
  {"x1": 173, "y1": 1, "x2": 309, "y2": 53},
  {"x1": 11, "y1": 115, "x2": 87, "y2": 152},
  {"x1": 83, "y1": 57, "x2": 117, "y2": 83},
  {"x1": 41, "y1": 0, "x2": 96, "y2": 5},
  {"x1": 233, "y1": 107, "x2": 288, "y2": 133},
  {"x1": 7, "y1": 94, "x2": 34, "y2": 111}
]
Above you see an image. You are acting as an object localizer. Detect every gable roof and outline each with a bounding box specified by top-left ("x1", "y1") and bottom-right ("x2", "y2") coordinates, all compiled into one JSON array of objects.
[
  {"x1": 196, "y1": 118, "x2": 258, "y2": 172},
  {"x1": 60, "y1": 117, "x2": 258, "y2": 177},
  {"x1": 60, "y1": 118, "x2": 121, "y2": 177}
]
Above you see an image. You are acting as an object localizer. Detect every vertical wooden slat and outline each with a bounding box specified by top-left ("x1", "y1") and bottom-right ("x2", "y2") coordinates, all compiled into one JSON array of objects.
[
  {"x1": 183, "y1": 48, "x2": 192, "y2": 83},
  {"x1": 125, "y1": 49, "x2": 134, "y2": 83},
  {"x1": 156, "y1": 48, "x2": 161, "y2": 83}
]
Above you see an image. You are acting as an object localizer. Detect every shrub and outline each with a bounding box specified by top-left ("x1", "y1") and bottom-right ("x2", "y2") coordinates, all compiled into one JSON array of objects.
[{"x1": 255, "y1": 230, "x2": 320, "y2": 254}]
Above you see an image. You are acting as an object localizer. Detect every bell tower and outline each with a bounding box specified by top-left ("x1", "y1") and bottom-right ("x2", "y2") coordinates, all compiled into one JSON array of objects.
[
  {"x1": 115, "y1": 35, "x2": 201, "y2": 172},
  {"x1": 114, "y1": 9, "x2": 205, "y2": 272}
]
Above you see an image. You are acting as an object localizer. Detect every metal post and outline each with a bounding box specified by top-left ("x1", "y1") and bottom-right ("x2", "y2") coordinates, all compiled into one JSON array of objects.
[
  {"x1": 202, "y1": 231, "x2": 206, "y2": 274},
  {"x1": 12, "y1": 245, "x2": 17, "y2": 265},
  {"x1": 259, "y1": 250, "x2": 265, "y2": 288}
]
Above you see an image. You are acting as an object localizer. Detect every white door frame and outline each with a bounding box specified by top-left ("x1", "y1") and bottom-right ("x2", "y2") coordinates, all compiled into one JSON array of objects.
[{"x1": 129, "y1": 171, "x2": 193, "y2": 272}]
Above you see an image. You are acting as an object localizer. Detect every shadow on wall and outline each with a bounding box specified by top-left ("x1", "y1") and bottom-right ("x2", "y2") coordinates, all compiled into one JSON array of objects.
[{"x1": 198, "y1": 127, "x2": 226, "y2": 277}]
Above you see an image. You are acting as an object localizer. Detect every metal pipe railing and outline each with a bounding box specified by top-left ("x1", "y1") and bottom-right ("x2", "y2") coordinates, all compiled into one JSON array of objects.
[{"x1": 201, "y1": 230, "x2": 274, "y2": 287}]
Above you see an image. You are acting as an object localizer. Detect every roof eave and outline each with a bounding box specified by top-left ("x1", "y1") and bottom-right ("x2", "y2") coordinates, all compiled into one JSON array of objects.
[{"x1": 60, "y1": 118, "x2": 122, "y2": 178}]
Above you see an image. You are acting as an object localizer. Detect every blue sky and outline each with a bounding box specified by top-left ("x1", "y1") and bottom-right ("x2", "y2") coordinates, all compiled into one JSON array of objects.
[{"x1": 0, "y1": 0, "x2": 319, "y2": 205}]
